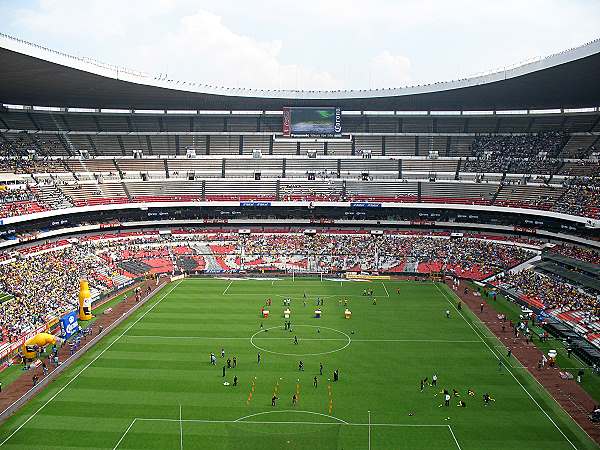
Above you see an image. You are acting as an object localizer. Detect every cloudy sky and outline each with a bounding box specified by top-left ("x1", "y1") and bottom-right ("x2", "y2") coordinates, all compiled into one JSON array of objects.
[{"x1": 0, "y1": 0, "x2": 599, "y2": 91}]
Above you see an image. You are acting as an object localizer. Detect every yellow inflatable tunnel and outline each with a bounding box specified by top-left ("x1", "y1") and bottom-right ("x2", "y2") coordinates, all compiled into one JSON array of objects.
[
  {"x1": 78, "y1": 279, "x2": 94, "y2": 321},
  {"x1": 22, "y1": 333, "x2": 59, "y2": 359}
]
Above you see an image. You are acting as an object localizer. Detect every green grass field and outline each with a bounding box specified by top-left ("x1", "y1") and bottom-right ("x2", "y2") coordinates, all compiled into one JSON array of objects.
[{"x1": 0, "y1": 278, "x2": 597, "y2": 450}]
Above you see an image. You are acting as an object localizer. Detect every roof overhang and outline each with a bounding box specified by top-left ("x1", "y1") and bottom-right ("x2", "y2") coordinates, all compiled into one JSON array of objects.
[{"x1": 1, "y1": 34, "x2": 600, "y2": 111}]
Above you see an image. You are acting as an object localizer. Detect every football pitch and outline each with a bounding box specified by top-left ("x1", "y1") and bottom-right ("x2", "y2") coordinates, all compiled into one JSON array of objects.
[{"x1": 0, "y1": 278, "x2": 597, "y2": 450}]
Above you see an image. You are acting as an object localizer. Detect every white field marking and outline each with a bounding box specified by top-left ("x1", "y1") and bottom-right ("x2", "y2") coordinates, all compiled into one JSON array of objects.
[
  {"x1": 136, "y1": 417, "x2": 448, "y2": 428},
  {"x1": 179, "y1": 404, "x2": 183, "y2": 450},
  {"x1": 126, "y1": 335, "x2": 251, "y2": 340},
  {"x1": 222, "y1": 281, "x2": 233, "y2": 295},
  {"x1": 125, "y1": 335, "x2": 480, "y2": 344},
  {"x1": 0, "y1": 280, "x2": 183, "y2": 448},
  {"x1": 382, "y1": 282, "x2": 390, "y2": 298},
  {"x1": 434, "y1": 283, "x2": 579, "y2": 450},
  {"x1": 113, "y1": 418, "x2": 137, "y2": 450},
  {"x1": 448, "y1": 425, "x2": 463, "y2": 450},
  {"x1": 250, "y1": 325, "x2": 352, "y2": 357},
  {"x1": 233, "y1": 410, "x2": 348, "y2": 424},
  {"x1": 368, "y1": 410, "x2": 371, "y2": 450},
  {"x1": 220, "y1": 292, "x2": 376, "y2": 299}
]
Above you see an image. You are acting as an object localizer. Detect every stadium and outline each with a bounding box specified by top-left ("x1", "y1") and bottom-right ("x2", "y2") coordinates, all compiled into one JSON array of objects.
[{"x1": 0, "y1": 12, "x2": 599, "y2": 450}]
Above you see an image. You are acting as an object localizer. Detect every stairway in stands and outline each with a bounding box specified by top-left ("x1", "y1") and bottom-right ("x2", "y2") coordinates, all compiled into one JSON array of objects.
[{"x1": 37, "y1": 183, "x2": 74, "y2": 209}]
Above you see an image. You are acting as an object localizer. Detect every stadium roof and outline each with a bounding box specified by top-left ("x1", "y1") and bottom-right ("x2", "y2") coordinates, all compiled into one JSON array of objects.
[{"x1": 1, "y1": 33, "x2": 600, "y2": 111}]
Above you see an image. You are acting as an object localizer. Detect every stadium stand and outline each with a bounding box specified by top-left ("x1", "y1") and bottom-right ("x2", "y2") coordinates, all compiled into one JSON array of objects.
[{"x1": 0, "y1": 36, "x2": 598, "y2": 359}]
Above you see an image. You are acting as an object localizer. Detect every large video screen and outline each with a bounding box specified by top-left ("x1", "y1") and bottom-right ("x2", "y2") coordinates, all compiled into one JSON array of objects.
[{"x1": 283, "y1": 107, "x2": 342, "y2": 137}]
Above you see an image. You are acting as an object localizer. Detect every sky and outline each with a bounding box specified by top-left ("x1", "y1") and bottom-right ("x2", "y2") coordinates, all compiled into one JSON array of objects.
[{"x1": 0, "y1": 0, "x2": 599, "y2": 91}]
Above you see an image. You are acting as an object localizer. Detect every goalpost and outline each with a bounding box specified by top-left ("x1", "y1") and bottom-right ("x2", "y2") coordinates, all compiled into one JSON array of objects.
[{"x1": 290, "y1": 269, "x2": 326, "y2": 282}]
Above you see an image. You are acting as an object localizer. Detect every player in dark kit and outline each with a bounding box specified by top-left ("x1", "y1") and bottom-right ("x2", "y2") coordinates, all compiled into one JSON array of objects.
[
  {"x1": 483, "y1": 393, "x2": 495, "y2": 406},
  {"x1": 272, "y1": 395, "x2": 278, "y2": 407}
]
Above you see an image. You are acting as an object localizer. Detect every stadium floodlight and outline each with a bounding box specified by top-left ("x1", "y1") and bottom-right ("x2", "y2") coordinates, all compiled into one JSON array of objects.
[
  {"x1": 496, "y1": 110, "x2": 528, "y2": 115},
  {"x1": 363, "y1": 111, "x2": 395, "y2": 115},
  {"x1": 462, "y1": 110, "x2": 494, "y2": 115},
  {"x1": 68, "y1": 107, "x2": 96, "y2": 113},
  {"x1": 100, "y1": 108, "x2": 130, "y2": 114},
  {"x1": 395, "y1": 110, "x2": 428, "y2": 115},
  {"x1": 33, "y1": 106, "x2": 62, "y2": 112},
  {"x1": 430, "y1": 110, "x2": 461, "y2": 115},
  {"x1": 563, "y1": 107, "x2": 596, "y2": 113},
  {"x1": 530, "y1": 109, "x2": 561, "y2": 114}
]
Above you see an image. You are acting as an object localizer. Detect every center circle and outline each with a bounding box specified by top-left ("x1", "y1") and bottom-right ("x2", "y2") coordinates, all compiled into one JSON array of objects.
[{"x1": 250, "y1": 325, "x2": 352, "y2": 356}]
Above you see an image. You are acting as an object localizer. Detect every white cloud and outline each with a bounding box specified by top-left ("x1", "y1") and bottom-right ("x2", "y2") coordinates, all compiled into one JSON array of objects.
[
  {"x1": 9, "y1": 1, "x2": 352, "y2": 90},
  {"x1": 3, "y1": 0, "x2": 600, "y2": 90},
  {"x1": 369, "y1": 51, "x2": 412, "y2": 88}
]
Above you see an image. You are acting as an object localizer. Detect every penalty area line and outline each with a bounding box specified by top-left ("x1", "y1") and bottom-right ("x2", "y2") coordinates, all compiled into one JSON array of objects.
[
  {"x1": 382, "y1": 282, "x2": 390, "y2": 297},
  {"x1": 113, "y1": 418, "x2": 137, "y2": 450},
  {"x1": 448, "y1": 425, "x2": 463, "y2": 450},
  {"x1": 135, "y1": 417, "x2": 448, "y2": 427}
]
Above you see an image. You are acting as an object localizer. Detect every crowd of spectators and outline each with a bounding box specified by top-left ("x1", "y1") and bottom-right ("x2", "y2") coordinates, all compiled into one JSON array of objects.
[
  {"x1": 553, "y1": 176, "x2": 600, "y2": 218},
  {"x1": 464, "y1": 132, "x2": 569, "y2": 174},
  {"x1": 0, "y1": 246, "x2": 113, "y2": 343},
  {"x1": 0, "y1": 185, "x2": 47, "y2": 218},
  {"x1": 81, "y1": 231, "x2": 535, "y2": 277},
  {"x1": 0, "y1": 186, "x2": 36, "y2": 204},
  {"x1": 470, "y1": 132, "x2": 568, "y2": 159},
  {"x1": 549, "y1": 244, "x2": 600, "y2": 265},
  {"x1": 0, "y1": 230, "x2": 568, "y2": 349},
  {"x1": 498, "y1": 269, "x2": 599, "y2": 327}
]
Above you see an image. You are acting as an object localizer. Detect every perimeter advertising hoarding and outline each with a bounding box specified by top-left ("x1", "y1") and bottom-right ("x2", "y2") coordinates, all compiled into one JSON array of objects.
[{"x1": 282, "y1": 107, "x2": 342, "y2": 137}]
